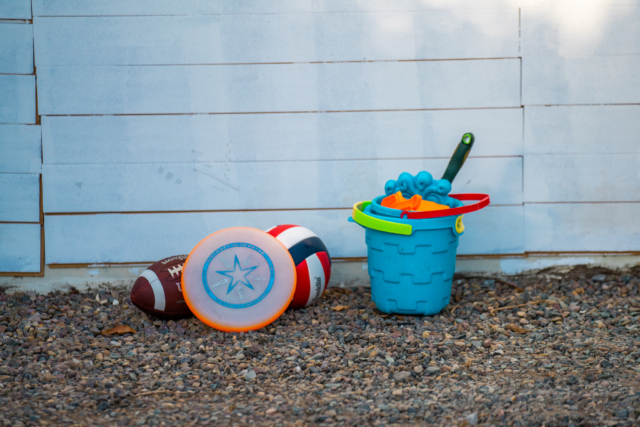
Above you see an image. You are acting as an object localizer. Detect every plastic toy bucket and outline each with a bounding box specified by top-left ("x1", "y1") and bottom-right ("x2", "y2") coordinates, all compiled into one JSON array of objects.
[{"x1": 349, "y1": 194, "x2": 489, "y2": 316}]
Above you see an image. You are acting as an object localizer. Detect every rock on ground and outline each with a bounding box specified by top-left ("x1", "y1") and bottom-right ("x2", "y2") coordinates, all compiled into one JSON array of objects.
[{"x1": 0, "y1": 267, "x2": 639, "y2": 426}]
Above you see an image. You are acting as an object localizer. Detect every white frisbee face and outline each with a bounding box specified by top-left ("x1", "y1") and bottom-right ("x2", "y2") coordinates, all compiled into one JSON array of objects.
[{"x1": 182, "y1": 227, "x2": 296, "y2": 332}]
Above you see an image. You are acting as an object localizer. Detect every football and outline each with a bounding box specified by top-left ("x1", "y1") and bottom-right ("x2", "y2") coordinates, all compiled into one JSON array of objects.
[
  {"x1": 130, "y1": 255, "x2": 194, "y2": 319},
  {"x1": 266, "y1": 225, "x2": 331, "y2": 309}
]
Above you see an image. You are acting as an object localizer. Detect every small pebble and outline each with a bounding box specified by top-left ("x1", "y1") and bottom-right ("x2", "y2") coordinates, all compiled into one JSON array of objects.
[
  {"x1": 466, "y1": 412, "x2": 478, "y2": 425},
  {"x1": 427, "y1": 366, "x2": 440, "y2": 374}
]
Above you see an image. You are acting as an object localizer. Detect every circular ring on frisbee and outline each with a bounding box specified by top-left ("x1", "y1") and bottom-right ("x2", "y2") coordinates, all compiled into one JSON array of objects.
[{"x1": 182, "y1": 227, "x2": 296, "y2": 332}]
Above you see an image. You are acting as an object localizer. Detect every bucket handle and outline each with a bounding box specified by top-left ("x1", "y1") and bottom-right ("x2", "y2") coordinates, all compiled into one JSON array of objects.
[
  {"x1": 400, "y1": 193, "x2": 490, "y2": 219},
  {"x1": 350, "y1": 201, "x2": 413, "y2": 236}
]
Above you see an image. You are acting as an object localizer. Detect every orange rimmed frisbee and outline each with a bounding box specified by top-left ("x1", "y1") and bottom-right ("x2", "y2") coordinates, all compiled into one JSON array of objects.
[{"x1": 182, "y1": 227, "x2": 296, "y2": 332}]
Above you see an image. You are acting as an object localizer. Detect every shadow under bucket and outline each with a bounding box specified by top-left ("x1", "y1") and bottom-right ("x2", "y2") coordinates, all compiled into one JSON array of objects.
[{"x1": 349, "y1": 194, "x2": 489, "y2": 316}]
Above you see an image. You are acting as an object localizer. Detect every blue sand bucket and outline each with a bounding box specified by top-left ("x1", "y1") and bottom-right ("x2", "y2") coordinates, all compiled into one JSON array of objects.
[{"x1": 349, "y1": 194, "x2": 489, "y2": 316}]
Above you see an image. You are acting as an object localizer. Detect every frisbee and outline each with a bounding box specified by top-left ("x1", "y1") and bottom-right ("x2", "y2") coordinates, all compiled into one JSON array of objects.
[{"x1": 182, "y1": 227, "x2": 296, "y2": 332}]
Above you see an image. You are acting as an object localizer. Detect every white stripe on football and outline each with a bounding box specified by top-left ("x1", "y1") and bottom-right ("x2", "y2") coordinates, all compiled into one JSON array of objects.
[{"x1": 140, "y1": 269, "x2": 166, "y2": 311}]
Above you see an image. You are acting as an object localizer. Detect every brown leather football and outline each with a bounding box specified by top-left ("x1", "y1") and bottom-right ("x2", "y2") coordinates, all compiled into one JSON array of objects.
[{"x1": 130, "y1": 255, "x2": 194, "y2": 320}]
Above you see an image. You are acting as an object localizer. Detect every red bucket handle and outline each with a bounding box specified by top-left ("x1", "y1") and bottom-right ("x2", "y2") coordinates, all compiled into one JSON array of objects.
[{"x1": 400, "y1": 193, "x2": 490, "y2": 219}]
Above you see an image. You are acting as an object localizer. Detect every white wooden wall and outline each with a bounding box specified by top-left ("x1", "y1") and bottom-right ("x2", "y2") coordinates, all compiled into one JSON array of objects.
[
  {"x1": 0, "y1": 0, "x2": 42, "y2": 274},
  {"x1": 1, "y1": 0, "x2": 639, "y2": 273},
  {"x1": 521, "y1": 3, "x2": 640, "y2": 252}
]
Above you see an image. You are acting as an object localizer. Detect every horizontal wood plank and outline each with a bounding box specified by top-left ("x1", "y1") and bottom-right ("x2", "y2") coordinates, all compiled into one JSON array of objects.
[
  {"x1": 42, "y1": 157, "x2": 522, "y2": 213},
  {"x1": 37, "y1": 60, "x2": 521, "y2": 115},
  {"x1": 32, "y1": 0, "x2": 517, "y2": 17},
  {"x1": 0, "y1": 75, "x2": 35, "y2": 124},
  {"x1": 0, "y1": 224, "x2": 41, "y2": 273},
  {"x1": 522, "y1": 56, "x2": 640, "y2": 105},
  {"x1": 44, "y1": 205, "x2": 523, "y2": 263},
  {"x1": 0, "y1": 174, "x2": 40, "y2": 222},
  {"x1": 30, "y1": 0, "x2": 640, "y2": 17},
  {"x1": 34, "y1": 11, "x2": 518, "y2": 66},
  {"x1": 522, "y1": 5, "x2": 640, "y2": 56},
  {"x1": 520, "y1": 0, "x2": 640, "y2": 5},
  {"x1": 524, "y1": 154, "x2": 640, "y2": 203},
  {"x1": 0, "y1": 23, "x2": 33, "y2": 74},
  {"x1": 42, "y1": 109, "x2": 523, "y2": 164},
  {"x1": 0, "y1": 0, "x2": 31, "y2": 19},
  {"x1": 525, "y1": 203, "x2": 640, "y2": 252},
  {"x1": 0, "y1": 125, "x2": 41, "y2": 173},
  {"x1": 525, "y1": 105, "x2": 640, "y2": 155}
]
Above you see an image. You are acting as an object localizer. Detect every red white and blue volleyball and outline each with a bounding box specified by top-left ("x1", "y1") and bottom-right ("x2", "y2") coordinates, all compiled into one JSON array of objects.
[{"x1": 266, "y1": 224, "x2": 331, "y2": 309}]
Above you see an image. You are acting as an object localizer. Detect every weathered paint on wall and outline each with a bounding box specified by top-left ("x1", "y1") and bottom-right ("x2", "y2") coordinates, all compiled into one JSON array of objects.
[
  {"x1": 42, "y1": 158, "x2": 522, "y2": 213},
  {"x1": 42, "y1": 109, "x2": 523, "y2": 164},
  {"x1": 1, "y1": 0, "x2": 639, "y2": 275},
  {"x1": 43, "y1": 206, "x2": 524, "y2": 264}
]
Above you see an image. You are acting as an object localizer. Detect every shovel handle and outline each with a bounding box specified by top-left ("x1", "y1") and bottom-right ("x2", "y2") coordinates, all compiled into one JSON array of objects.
[{"x1": 442, "y1": 133, "x2": 474, "y2": 183}]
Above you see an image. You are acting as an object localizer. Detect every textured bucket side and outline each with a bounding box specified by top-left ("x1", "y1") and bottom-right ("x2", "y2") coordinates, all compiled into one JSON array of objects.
[{"x1": 365, "y1": 226, "x2": 459, "y2": 315}]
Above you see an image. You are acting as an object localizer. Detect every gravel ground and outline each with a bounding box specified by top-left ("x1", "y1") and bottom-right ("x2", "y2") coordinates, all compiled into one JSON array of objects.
[{"x1": 1, "y1": 266, "x2": 640, "y2": 426}]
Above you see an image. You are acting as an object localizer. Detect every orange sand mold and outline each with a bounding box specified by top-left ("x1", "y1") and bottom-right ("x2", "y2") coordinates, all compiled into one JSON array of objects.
[{"x1": 381, "y1": 191, "x2": 449, "y2": 212}]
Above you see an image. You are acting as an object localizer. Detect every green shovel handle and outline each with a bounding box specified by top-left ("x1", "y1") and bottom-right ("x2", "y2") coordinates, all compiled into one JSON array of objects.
[{"x1": 442, "y1": 132, "x2": 474, "y2": 183}]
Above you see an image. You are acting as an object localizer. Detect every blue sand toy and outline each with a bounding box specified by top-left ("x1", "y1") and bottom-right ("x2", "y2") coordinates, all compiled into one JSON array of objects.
[{"x1": 384, "y1": 171, "x2": 463, "y2": 209}]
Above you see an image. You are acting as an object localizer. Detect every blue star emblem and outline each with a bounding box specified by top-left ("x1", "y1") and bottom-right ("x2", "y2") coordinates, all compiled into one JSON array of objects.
[{"x1": 216, "y1": 255, "x2": 258, "y2": 294}]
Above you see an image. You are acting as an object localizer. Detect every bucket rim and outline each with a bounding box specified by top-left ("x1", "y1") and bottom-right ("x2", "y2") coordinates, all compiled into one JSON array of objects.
[
  {"x1": 351, "y1": 201, "x2": 413, "y2": 236},
  {"x1": 351, "y1": 201, "x2": 465, "y2": 236}
]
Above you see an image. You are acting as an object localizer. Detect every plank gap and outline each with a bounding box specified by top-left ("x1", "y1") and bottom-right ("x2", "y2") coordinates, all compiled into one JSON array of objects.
[
  {"x1": 43, "y1": 204, "x2": 520, "y2": 216},
  {"x1": 40, "y1": 106, "x2": 524, "y2": 118}
]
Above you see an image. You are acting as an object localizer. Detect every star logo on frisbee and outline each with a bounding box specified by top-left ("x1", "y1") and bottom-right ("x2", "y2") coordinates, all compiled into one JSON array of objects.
[
  {"x1": 216, "y1": 255, "x2": 258, "y2": 294},
  {"x1": 202, "y1": 242, "x2": 276, "y2": 310}
]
